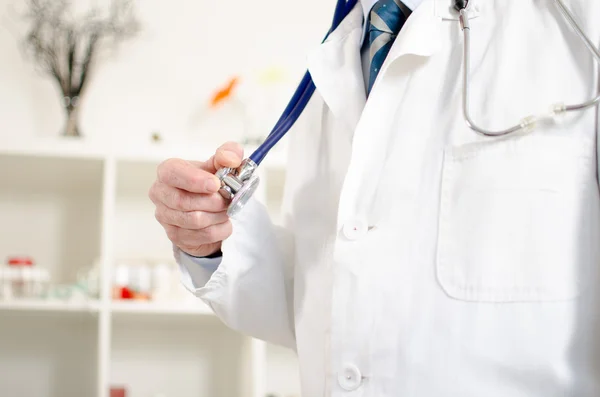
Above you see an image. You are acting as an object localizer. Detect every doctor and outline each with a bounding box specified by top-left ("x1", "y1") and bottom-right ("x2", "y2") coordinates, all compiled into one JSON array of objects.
[{"x1": 149, "y1": 0, "x2": 600, "y2": 395}]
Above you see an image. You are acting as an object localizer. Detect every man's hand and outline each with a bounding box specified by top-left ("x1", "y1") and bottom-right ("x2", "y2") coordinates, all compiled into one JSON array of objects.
[{"x1": 149, "y1": 142, "x2": 243, "y2": 257}]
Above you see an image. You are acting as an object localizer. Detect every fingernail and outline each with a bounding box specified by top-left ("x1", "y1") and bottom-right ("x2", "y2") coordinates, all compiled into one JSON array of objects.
[{"x1": 205, "y1": 177, "x2": 220, "y2": 192}]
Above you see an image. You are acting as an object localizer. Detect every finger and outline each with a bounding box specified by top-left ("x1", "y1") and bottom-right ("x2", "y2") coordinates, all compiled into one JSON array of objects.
[
  {"x1": 164, "y1": 220, "x2": 233, "y2": 248},
  {"x1": 149, "y1": 182, "x2": 227, "y2": 212},
  {"x1": 155, "y1": 205, "x2": 229, "y2": 229},
  {"x1": 157, "y1": 158, "x2": 221, "y2": 194},
  {"x1": 201, "y1": 141, "x2": 244, "y2": 173}
]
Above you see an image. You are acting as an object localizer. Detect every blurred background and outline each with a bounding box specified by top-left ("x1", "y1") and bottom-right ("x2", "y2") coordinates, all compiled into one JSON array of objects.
[{"x1": 0, "y1": 0, "x2": 334, "y2": 396}]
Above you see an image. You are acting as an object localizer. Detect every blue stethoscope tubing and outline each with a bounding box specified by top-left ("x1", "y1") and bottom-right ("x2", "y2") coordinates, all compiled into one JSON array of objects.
[{"x1": 249, "y1": 0, "x2": 359, "y2": 165}]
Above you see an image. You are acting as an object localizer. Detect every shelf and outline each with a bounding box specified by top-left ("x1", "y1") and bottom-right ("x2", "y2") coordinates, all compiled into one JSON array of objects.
[
  {"x1": 0, "y1": 137, "x2": 288, "y2": 169},
  {"x1": 0, "y1": 137, "x2": 107, "y2": 160},
  {"x1": 110, "y1": 314, "x2": 247, "y2": 397},
  {"x1": 114, "y1": 142, "x2": 288, "y2": 169},
  {"x1": 110, "y1": 300, "x2": 214, "y2": 316},
  {"x1": 0, "y1": 153, "x2": 103, "y2": 192},
  {"x1": 0, "y1": 299, "x2": 214, "y2": 316},
  {"x1": 0, "y1": 299, "x2": 101, "y2": 313}
]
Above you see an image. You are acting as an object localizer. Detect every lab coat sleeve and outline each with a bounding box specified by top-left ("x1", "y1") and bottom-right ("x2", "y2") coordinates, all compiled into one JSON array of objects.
[
  {"x1": 174, "y1": 197, "x2": 296, "y2": 349},
  {"x1": 172, "y1": 91, "x2": 325, "y2": 350},
  {"x1": 176, "y1": 251, "x2": 221, "y2": 292}
]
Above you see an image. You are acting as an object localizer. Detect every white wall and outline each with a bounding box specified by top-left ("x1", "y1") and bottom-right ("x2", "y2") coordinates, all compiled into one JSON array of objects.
[
  {"x1": 0, "y1": 1, "x2": 336, "y2": 396},
  {"x1": 0, "y1": 0, "x2": 334, "y2": 149}
]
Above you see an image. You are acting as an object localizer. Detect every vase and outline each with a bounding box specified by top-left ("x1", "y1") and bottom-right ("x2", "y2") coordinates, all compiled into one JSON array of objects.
[{"x1": 62, "y1": 96, "x2": 81, "y2": 137}]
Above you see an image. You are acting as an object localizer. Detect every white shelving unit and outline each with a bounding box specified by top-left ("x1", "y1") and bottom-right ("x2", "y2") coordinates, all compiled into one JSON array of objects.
[{"x1": 0, "y1": 139, "x2": 298, "y2": 397}]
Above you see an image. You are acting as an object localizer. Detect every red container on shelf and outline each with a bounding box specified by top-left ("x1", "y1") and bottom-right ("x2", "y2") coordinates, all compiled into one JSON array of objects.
[
  {"x1": 7, "y1": 256, "x2": 34, "y2": 298},
  {"x1": 110, "y1": 387, "x2": 127, "y2": 397},
  {"x1": 7, "y1": 257, "x2": 34, "y2": 266}
]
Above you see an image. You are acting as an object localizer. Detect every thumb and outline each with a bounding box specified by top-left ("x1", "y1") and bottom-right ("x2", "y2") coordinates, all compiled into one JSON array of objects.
[
  {"x1": 212, "y1": 141, "x2": 244, "y2": 171},
  {"x1": 192, "y1": 142, "x2": 244, "y2": 174}
]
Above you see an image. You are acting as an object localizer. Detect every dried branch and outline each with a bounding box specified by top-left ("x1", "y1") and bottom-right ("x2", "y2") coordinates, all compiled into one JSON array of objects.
[
  {"x1": 19, "y1": 0, "x2": 139, "y2": 104},
  {"x1": 75, "y1": 33, "x2": 99, "y2": 98},
  {"x1": 67, "y1": 28, "x2": 75, "y2": 96}
]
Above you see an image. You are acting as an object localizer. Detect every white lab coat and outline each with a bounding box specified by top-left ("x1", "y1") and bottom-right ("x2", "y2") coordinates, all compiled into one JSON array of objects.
[{"x1": 177, "y1": 0, "x2": 600, "y2": 395}]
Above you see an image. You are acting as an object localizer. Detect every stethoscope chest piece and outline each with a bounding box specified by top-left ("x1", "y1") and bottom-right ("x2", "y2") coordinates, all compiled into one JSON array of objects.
[{"x1": 216, "y1": 158, "x2": 260, "y2": 218}]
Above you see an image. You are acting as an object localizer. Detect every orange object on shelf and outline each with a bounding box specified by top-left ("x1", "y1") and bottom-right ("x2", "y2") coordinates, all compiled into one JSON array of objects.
[
  {"x1": 113, "y1": 286, "x2": 135, "y2": 300},
  {"x1": 209, "y1": 76, "x2": 239, "y2": 108}
]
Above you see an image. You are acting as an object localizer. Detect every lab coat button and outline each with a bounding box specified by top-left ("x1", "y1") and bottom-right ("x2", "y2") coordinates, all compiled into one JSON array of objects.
[
  {"x1": 342, "y1": 219, "x2": 367, "y2": 240},
  {"x1": 337, "y1": 364, "x2": 362, "y2": 391}
]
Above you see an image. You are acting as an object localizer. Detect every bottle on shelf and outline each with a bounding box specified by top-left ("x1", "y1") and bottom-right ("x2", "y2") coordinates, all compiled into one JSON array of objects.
[
  {"x1": 8, "y1": 256, "x2": 34, "y2": 298},
  {"x1": 112, "y1": 259, "x2": 182, "y2": 302},
  {"x1": 1, "y1": 256, "x2": 52, "y2": 301}
]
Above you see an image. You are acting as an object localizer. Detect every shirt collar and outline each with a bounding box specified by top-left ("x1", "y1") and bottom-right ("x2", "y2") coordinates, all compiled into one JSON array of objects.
[
  {"x1": 359, "y1": 0, "x2": 423, "y2": 44},
  {"x1": 361, "y1": 0, "x2": 379, "y2": 20},
  {"x1": 361, "y1": 0, "x2": 423, "y2": 18}
]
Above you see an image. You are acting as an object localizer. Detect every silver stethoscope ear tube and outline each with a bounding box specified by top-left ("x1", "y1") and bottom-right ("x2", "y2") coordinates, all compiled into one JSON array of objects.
[{"x1": 458, "y1": 0, "x2": 600, "y2": 137}]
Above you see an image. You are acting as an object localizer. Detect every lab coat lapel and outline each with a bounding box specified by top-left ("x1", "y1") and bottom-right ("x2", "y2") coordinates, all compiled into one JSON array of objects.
[
  {"x1": 377, "y1": 0, "x2": 480, "y2": 77},
  {"x1": 307, "y1": 4, "x2": 366, "y2": 133},
  {"x1": 306, "y1": 0, "x2": 481, "y2": 133},
  {"x1": 385, "y1": 0, "x2": 444, "y2": 62}
]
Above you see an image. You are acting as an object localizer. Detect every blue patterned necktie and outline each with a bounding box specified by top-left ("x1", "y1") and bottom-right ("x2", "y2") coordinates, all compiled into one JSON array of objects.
[{"x1": 365, "y1": 0, "x2": 412, "y2": 94}]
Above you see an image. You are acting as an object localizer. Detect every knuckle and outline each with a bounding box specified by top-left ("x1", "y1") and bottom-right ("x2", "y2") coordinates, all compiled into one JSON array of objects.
[
  {"x1": 172, "y1": 210, "x2": 186, "y2": 226},
  {"x1": 223, "y1": 221, "x2": 233, "y2": 238},
  {"x1": 164, "y1": 225, "x2": 179, "y2": 242},
  {"x1": 157, "y1": 168, "x2": 172, "y2": 186},
  {"x1": 163, "y1": 157, "x2": 180, "y2": 168},
  {"x1": 201, "y1": 225, "x2": 219, "y2": 242},
  {"x1": 148, "y1": 183, "x2": 157, "y2": 201},
  {"x1": 159, "y1": 158, "x2": 195, "y2": 187},
  {"x1": 209, "y1": 194, "x2": 227, "y2": 211},
  {"x1": 170, "y1": 190, "x2": 186, "y2": 211},
  {"x1": 182, "y1": 192, "x2": 196, "y2": 211},
  {"x1": 169, "y1": 211, "x2": 180, "y2": 225},
  {"x1": 154, "y1": 207, "x2": 164, "y2": 222},
  {"x1": 159, "y1": 186, "x2": 190, "y2": 212},
  {"x1": 187, "y1": 211, "x2": 206, "y2": 228},
  {"x1": 160, "y1": 208, "x2": 179, "y2": 226},
  {"x1": 202, "y1": 221, "x2": 230, "y2": 242},
  {"x1": 157, "y1": 158, "x2": 177, "y2": 182}
]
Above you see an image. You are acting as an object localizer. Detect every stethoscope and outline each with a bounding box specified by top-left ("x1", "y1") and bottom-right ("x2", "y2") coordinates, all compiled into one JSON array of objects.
[{"x1": 216, "y1": 0, "x2": 600, "y2": 218}]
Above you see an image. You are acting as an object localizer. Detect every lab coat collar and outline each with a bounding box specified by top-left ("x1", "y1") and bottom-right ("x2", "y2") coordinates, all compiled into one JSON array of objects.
[
  {"x1": 383, "y1": 0, "x2": 480, "y2": 61},
  {"x1": 307, "y1": 3, "x2": 366, "y2": 133},
  {"x1": 306, "y1": 0, "x2": 481, "y2": 133}
]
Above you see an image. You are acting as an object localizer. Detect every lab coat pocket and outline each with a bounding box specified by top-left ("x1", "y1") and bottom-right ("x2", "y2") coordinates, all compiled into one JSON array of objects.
[{"x1": 436, "y1": 135, "x2": 596, "y2": 303}]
